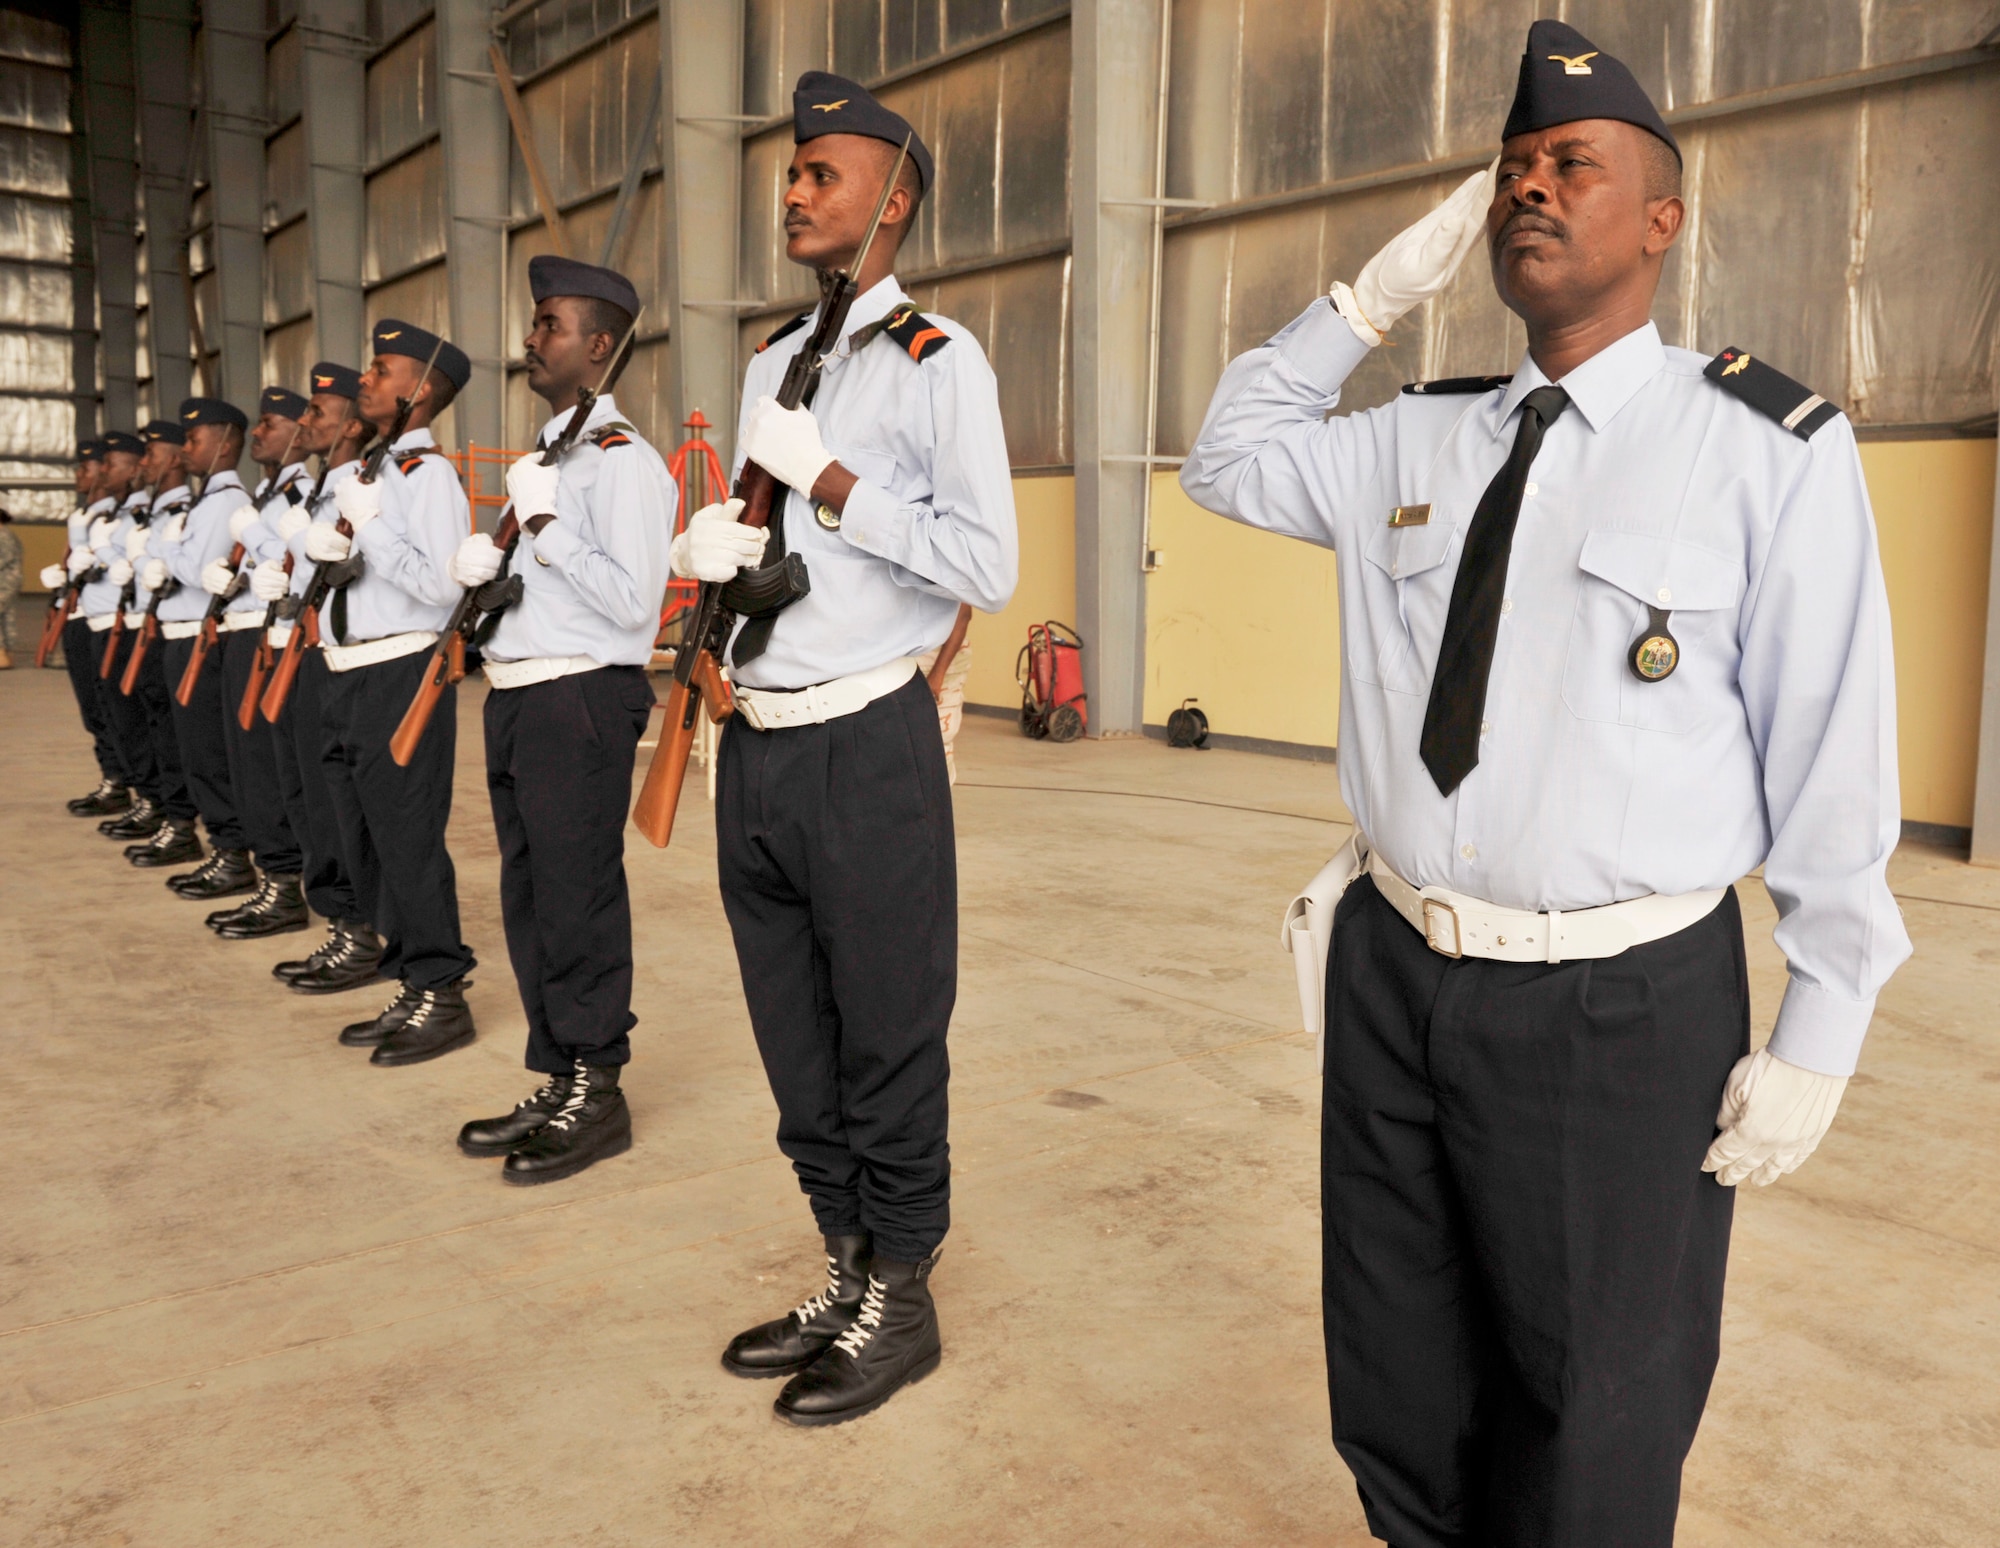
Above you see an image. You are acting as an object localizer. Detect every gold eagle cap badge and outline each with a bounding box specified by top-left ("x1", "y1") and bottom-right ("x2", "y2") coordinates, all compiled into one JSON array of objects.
[
  {"x1": 1549, "y1": 51, "x2": 1598, "y2": 74},
  {"x1": 380, "y1": 329, "x2": 401, "y2": 339},
  {"x1": 1722, "y1": 353, "x2": 1751, "y2": 376},
  {"x1": 812, "y1": 99, "x2": 849, "y2": 112}
]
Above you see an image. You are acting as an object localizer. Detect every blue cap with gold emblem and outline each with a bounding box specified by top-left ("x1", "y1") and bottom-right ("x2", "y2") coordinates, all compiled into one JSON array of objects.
[
  {"x1": 1503, "y1": 20, "x2": 1679, "y2": 162},
  {"x1": 102, "y1": 430, "x2": 144, "y2": 456},
  {"x1": 139, "y1": 418, "x2": 186, "y2": 446},
  {"x1": 792, "y1": 71, "x2": 933, "y2": 194},
  {"x1": 77, "y1": 438, "x2": 107, "y2": 461},
  {"x1": 370, "y1": 318, "x2": 471, "y2": 391},
  {"x1": 260, "y1": 386, "x2": 309, "y2": 421},
  {"x1": 528, "y1": 254, "x2": 641, "y2": 321},
  {"x1": 179, "y1": 396, "x2": 249, "y2": 431},
  {"x1": 307, "y1": 361, "x2": 363, "y2": 400}
]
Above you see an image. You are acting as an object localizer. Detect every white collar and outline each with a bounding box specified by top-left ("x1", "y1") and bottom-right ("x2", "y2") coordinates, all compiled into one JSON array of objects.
[{"x1": 1496, "y1": 322, "x2": 1666, "y2": 436}]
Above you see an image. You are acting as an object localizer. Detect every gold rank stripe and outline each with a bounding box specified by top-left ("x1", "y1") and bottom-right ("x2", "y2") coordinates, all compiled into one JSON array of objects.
[{"x1": 1781, "y1": 394, "x2": 1828, "y2": 432}]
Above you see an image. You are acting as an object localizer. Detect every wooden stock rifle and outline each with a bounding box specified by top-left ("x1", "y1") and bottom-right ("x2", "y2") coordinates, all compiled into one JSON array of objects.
[
  {"x1": 102, "y1": 469, "x2": 171, "y2": 684},
  {"x1": 176, "y1": 423, "x2": 305, "y2": 706},
  {"x1": 631, "y1": 135, "x2": 911, "y2": 848},
  {"x1": 238, "y1": 554, "x2": 295, "y2": 729},
  {"x1": 124, "y1": 441, "x2": 224, "y2": 696},
  {"x1": 389, "y1": 311, "x2": 644, "y2": 766},
  {"x1": 35, "y1": 569, "x2": 81, "y2": 669}
]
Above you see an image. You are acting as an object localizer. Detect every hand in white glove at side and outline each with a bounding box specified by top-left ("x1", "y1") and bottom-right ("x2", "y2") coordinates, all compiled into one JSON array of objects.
[
  {"x1": 505, "y1": 452, "x2": 560, "y2": 521},
  {"x1": 740, "y1": 396, "x2": 836, "y2": 497},
  {"x1": 251, "y1": 559, "x2": 292, "y2": 601},
  {"x1": 201, "y1": 557, "x2": 237, "y2": 595},
  {"x1": 449, "y1": 532, "x2": 505, "y2": 588},
  {"x1": 669, "y1": 498, "x2": 768, "y2": 582},
  {"x1": 158, "y1": 511, "x2": 187, "y2": 543},
  {"x1": 1702, "y1": 1047, "x2": 1848, "y2": 1188},
  {"x1": 228, "y1": 502, "x2": 260, "y2": 541},
  {"x1": 333, "y1": 475, "x2": 382, "y2": 531},
  {"x1": 275, "y1": 505, "x2": 312, "y2": 542},
  {"x1": 88, "y1": 516, "x2": 117, "y2": 550},
  {"x1": 107, "y1": 557, "x2": 134, "y2": 587},
  {"x1": 140, "y1": 559, "x2": 169, "y2": 592},
  {"x1": 41, "y1": 563, "x2": 65, "y2": 588},
  {"x1": 124, "y1": 524, "x2": 151, "y2": 559},
  {"x1": 305, "y1": 523, "x2": 353, "y2": 563},
  {"x1": 65, "y1": 550, "x2": 92, "y2": 579},
  {"x1": 1334, "y1": 159, "x2": 1499, "y2": 345}
]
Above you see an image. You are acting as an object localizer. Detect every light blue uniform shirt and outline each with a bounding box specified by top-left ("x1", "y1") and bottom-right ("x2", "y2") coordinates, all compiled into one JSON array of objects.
[
  {"x1": 289, "y1": 459, "x2": 361, "y2": 605},
  {"x1": 1181, "y1": 302, "x2": 1909, "y2": 1077},
  {"x1": 84, "y1": 489, "x2": 149, "y2": 619},
  {"x1": 729, "y1": 274, "x2": 1018, "y2": 690},
  {"x1": 484, "y1": 394, "x2": 676, "y2": 668},
  {"x1": 340, "y1": 428, "x2": 468, "y2": 642},
  {"x1": 75, "y1": 495, "x2": 117, "y2": 616},
  {"x1": 234, "y1": 462, "x2": 312, "y2": 614},
  {"x1": 153, "y1": 471, "x2": 248, "y2": 623}
]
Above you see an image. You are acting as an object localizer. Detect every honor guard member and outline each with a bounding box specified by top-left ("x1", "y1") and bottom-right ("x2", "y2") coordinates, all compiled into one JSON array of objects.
[
  {"x1": 1181, "y1": 23, "x2": 1910, "y2": 1547},
  {"x1": 76, "y1": 433, "x2": 157, "y2": 836},
  {"x1": 450, "y1": 256, "x2": 672, "y2": 1185},
  {"x1": 678, "y1": 74, "x2": 1017, "y2": 1426},
  {"x1": 247, "y1": 364, "x2": 387, "y2": 994},
  {"x1": 56, "y1": 440, "x2": 134, "y2": 818},
  {"x1": 108, "y1": 421, "x2": 203, "y2": 867},
  {"x1": 190, "y1": 388, "x2": 315, "y2": 937},
  {"x1": 308, "y1": 321, "x2": 480, "y2": 1066}
]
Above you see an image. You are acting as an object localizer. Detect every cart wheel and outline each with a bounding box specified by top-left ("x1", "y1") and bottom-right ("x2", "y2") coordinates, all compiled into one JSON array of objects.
[{"x1": 1048, "y1": 703, "x2": 1084, "y2": 743}]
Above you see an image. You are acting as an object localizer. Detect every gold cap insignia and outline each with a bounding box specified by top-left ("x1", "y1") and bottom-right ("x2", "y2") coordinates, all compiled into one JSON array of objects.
[
  {"x1": 380, "y1": 329, "x2": 402, "y2": 339},
  {"x1": 1548, "y1": 51, "x2": 1598, "y2": 74},
  {"x1": 1722, "y1": 353, "x2": 1751, "y2": 377},
  {"x1": 811, "y1": 99, "x2": 848, "y2": 112}
]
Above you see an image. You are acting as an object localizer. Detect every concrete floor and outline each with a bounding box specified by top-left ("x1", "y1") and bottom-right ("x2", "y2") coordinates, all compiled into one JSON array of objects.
[{"x1": 2, "y1": 645, "x2": 1997, "y2": 1546}]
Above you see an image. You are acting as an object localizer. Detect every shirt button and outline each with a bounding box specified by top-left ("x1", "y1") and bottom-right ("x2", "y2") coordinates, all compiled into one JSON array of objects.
[
  {"x1": 1500, "y1": 598, "x2": 1513, "y2": 614},
  {"x1": 1480, "y1": 720, "x2": 1491, "y2": 736},
  {"x1": 1657, "y1": 587, "x2": 1672, "y2": 604},
  {"x1": 1460, "y1": 843, "x2": 1477, "y2": 860},
  {"x1": 1524, "y1": 482, "x2": 1538, "y2": 496}
]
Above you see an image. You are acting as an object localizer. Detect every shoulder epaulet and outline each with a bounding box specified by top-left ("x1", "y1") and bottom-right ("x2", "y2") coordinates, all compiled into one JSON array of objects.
[
  {"x1": 587, "y1": 420, "x2": 639, "y2": 451},
  {"x1": 881, "y1": 303, "x2": 950, "y2": 364},
  {"x1": 755, "y1": 312, "x2": 813, "y2": 354},
  {"x1": 1401, "y1": 374, "x2": 1512, "y2": 396},
  {"x1": 284, "y1": 481, "x2": 306, "y2": 504},
  {"x1": 1704, "y1": 348, "x2": 1841, "y2": 440},
  {"x1": 398, "y1": 447, "x2": 444, "y2": 476}
]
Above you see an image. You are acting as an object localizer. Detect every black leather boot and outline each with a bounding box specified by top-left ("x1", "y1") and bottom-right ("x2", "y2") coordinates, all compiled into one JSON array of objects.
[
  {"x1": 69, "y1": 778, "x2": 130, "y2": 817},
  {"x1": 170, "y1": 848, "x2": 256, "y2": 899},
  {"x1": 274, "y1": 922, "x2": 343, "y2": 982},
  {"x1": 370, "y1": 981, "x2": 476, "y2": 1066},
  {"x1": 339, "y1": 982, "x2": 419, "y2": 1046},
  {"x1": 457, "y1": 1071, "x2": 574, "y2": 1157},
  {"x1": 291, "y1": 923, "x2": 385, "y2": 995},
  {"x1": 129, "y1": 821, "x2": 203, "y2": 867},
  {"x1": 774, "y1": 1252, "x2": 943, "y2": 1426},
  {"x1": 500, "y1": 1063, "x2": 631, "y2": 1185},
  {"x1": 100, "y1": 795, "x2": 160, "y2": 839},
  {"x1": 216, "y1": 874, "x2": 308, "y2": 938},
  {"x1": 723, "y1": 1234, "x2": 874, "y2": 1379}
]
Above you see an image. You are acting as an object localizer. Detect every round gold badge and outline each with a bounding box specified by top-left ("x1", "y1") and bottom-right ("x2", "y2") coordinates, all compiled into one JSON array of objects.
[
  {"x1": 814, "y1": 500, "x2": 842, "y2": 532},
  {"x1": 1628, "y1": 605, "x2": 1679, "y2": 682}
]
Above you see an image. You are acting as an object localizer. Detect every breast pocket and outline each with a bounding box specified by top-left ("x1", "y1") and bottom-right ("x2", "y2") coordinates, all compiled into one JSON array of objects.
[
  {"x1": 798, "y1": 445, "x2": 902, "y2": 551},
  {"x1": 1560, "y1": 530, "x2": 1743, "y2": 733},
  {"x1": 1355, "y1": 518, "x2": 1457, "y2": 694}
]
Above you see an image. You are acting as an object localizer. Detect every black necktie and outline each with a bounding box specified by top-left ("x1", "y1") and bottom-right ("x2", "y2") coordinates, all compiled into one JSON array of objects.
[{"x1": 1419, "y1": 384, "x2": 1570, "y2": 796}]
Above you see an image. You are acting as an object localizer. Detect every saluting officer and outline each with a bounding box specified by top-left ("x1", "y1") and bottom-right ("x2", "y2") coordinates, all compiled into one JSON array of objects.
[
  {"x1": 677, "y1": 74, "x2": 1017, "y2": 1426},
  {"x1": 1180, "y1": 24, "x2": 1909, "y2": 1547},
  {"x1": 54, "y1": 440, "x2": 133, "y2": 819},
  {"x1": 75, "y1": 433, "x2": 156, "y2": 836},
  {"x1": 247, "y1": 364, "x2": 386, "y2": 994},
  {"x1": 307, "y1": 321, "x2": 479, "y2": 1066},
  {"x1": 192, "y1": 388, "x2": 315, "y2": 939},
  {"x1": 450, "y1": 256, "x2": 672, "y2": 1185}
]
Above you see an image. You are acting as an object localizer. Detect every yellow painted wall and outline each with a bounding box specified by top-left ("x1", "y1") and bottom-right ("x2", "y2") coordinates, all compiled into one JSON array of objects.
[{"x1": 964, "y1": 475, "x2": 1077, "y2": 714}]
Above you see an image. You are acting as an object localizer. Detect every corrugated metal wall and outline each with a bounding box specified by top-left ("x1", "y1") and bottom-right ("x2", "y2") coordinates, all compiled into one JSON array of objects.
[
  {"x1": 262, "y1": 2, "x2": 313, "y2": 389},
  {"x1": 363, "y1": 3, "x2": 447, "y2": 355}
]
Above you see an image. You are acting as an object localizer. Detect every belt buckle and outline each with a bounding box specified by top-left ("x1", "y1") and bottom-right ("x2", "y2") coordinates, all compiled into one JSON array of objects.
[{"x1": 1420, "y1": 897, "x2": 1463, "y2": 958}]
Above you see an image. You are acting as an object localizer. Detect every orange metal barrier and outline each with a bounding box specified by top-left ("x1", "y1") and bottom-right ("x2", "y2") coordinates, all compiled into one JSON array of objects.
[
  {"x1": 658, "y1": 410, "x2": 728, "y2": 639},
  {"x1": 446, "y1": 443, "x2": 530, "y2": 532}
]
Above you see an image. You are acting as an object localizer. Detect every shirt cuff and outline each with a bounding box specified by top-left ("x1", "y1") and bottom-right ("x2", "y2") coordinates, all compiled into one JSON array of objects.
[
  {"x1": 833, "y1": 479, "x2": 905, "y2": 564},
  {"x1": 526, "y1": 517, "x2": 581, "y2": 571},
  {"x1": 1766, "y1": 976, "x2": 1876, "y2": 1077},
  {"x1": 1278, "y1": 296, "x2": 1378, "y2": 394}
]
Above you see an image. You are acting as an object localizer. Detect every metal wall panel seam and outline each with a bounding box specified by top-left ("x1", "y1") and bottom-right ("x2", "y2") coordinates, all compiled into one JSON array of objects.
[{"x1": 509, "y1": 5, "x2": 659, "y2": 92}]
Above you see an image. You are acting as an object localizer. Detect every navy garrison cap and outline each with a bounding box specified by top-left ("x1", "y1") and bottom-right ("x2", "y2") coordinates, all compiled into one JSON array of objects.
[
  {"x1": 179, "y1": 397, "x2": 249, "y2": 431},
  {"x1": 1503, "y1": 20, "x2": 1680, "y2": 162},
  {"x1": 102, "y1": 431, "x2": 143, "y2": 456},
  {"x1": 260, "y1": 386, "x2": 309, "y2": 421},
  {"x1": 793, "y1": 71, "x2": 933, "y2": 194},
  {"x1": 371, "y1": 318, "x2": 471, "y2": 391},
  {"x1": 528, "y1": 254, "x2": 641, "y2": 321},
  {"x1": 77, "y1": 438, "x2": 106, "y2": 461},
  {"x1": 308, "y1": 361, "x2": 363, "y2": 399},
  {"x1": 139, "y1": 418, "x2": 186, "y2": 446}
]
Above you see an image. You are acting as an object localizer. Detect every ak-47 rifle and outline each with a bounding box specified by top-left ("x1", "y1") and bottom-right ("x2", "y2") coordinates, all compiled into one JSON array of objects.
[
  {"x1": 177, "y1": 423, "x2": 305, "y2": 707},
  {"x1": 389, "y1": 310, "x2": 644, "y2": 767},
  {"x1": 101, "y1": 467, "x2": 170, "y2": 683},
  {"x1": 631, "y1": 135, "x2": 912, "y2": 848},
  {"x1": 256, "y1": 401, "x2": 356, "y2": 723},
  {"x1": 123, "y1": 440, "x2": 224, "y2": 696},
  {"x1": 261, "y1": 338, "x2": 445, "y2": 722}
]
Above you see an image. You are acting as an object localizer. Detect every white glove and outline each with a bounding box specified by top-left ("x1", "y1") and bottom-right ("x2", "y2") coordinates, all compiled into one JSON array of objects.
[
  {"x1": 449, "y1": 532, "x2": 505, "y2": 587},
  {"x1": 124, "y1": 524, "x2": 151, "y2": 559},
  {"x1": 41, "y1": 563, "x2": 65, "y2": 589},
  {"x1": 305, "y1": 523, "x2": 353, "y2": 563},
  {"x1": 201, "y1": 556, "x2": 236, "y2": 595},
  {"x1": 140, "y1": 558, "x2": 169, "y2": 592},
  {"x1": 505, "y1": 452, "x2": 561, "y2": 521},
  {"x1": 275, "y1": 505, "x2": 311, "y2": 541},
  {"x1": 64, "y1": 550, "x2": 91, "y2": 578},
  {"x1": 107, "y1": 557, "x2": 134, "y2": 587},
  {"x1": 1703, "y1": 1048, "x2": 1848, "y2": 1188},
  {"x1": 88, "y1": 516, "x2": 117, "y2": 549},
  {"x1": 251, "y1": 559, "x2": 291, "y2": 601},
  {"x1": 669, "y1": 498, "x2": 768, "y2": 582},
  {"x1": 741, "y1": 396, "x2": 837, "y2": 497},
  {"x1": 228, "y1": 502, "x2": 260, "y2": 541},
  {"x1": 1335, "y1": 159, "x2": 1499, "y2": 344},
  {"x1": 334, "y1": 475, "x2": 382, "y2": 530},
  {"x1": 158, "y1": 511, "x2": 187, "y2": 543}
]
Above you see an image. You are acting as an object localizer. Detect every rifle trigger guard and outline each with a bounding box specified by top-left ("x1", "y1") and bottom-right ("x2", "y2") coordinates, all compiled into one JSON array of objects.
[
  {"x1": 470, "y1": 574, "x2": 524, "y2": 614},
  {"x1": 719, "y1": 552, "x2": 810, "y2": 617}
]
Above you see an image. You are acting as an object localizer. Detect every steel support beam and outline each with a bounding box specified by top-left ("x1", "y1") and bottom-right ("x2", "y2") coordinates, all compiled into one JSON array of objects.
[
  {"x1": 67, "y1": 63, "x2": 100, "y2": 440},
  {"x1": 436, "y1": 0, "x2": 510, "y2": 479},
  {"x1": 299, "y1": 0, "x2": 368, "y2": 370},
  {"x1": 79, "y1": 0, "x2": 140, "y2": 431},
  {"x1": 660, "y1": 0, "x2": 745, "y2": 457},
  {"x1": 1070, "y1": 0, "x2": 1164, "y2": 736},
  {"x1": 1972, "y1": 432, "x2": 2000, "y2": 866},
  {"x1": 200, "y1": 0, "x2": 269, "y2": 410},
  {"x1": 132, "y1": 0, "x2": 197, "y2": 414}
]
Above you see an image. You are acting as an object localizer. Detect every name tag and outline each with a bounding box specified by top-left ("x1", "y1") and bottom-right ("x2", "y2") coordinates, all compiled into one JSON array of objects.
[{"x1": 1388, "y1": 504, "x2": 1431, "y2": 528}]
